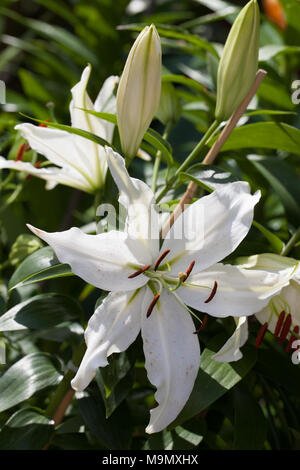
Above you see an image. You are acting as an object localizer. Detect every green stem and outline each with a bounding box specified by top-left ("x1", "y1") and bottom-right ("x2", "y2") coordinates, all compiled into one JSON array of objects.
[
  {"x1": 156, "y1": 119, "x2": 219, "y2": 203},
  {"x1": 151, "y1": 122, "x2": 173, "y2": 194},
  {"x1": 281, "y1": 226, "x2": 300, "y2": 256}
]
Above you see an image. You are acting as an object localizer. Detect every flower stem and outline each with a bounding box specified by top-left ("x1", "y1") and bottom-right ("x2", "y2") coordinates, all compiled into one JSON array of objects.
[
  {"x1": 281, "y1": 226, "x2": 300, "y2": 256},
  {"x1": 156, "y1": 119, "x2": 219, "y2": 203},
  {"x1": 151, "y1": 121, "x2": 173, "y2": 194}
]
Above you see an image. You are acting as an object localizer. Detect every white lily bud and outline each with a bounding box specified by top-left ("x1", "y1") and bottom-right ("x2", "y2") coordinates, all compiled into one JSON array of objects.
[
  {"x1": 117, "y1": 24, "x2": 162, "y2": 160},
  {"x1": 215, "y1": 0, "x2": 260, "y2": 122}
]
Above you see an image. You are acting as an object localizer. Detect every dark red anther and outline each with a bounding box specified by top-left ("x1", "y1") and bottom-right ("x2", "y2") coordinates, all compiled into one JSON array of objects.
[
  {"x1": 286, "y1": 325, "x2": 299, "y2": 353},
  {"x1": 184, "y1": 260, "x2": 195, "y2": 282},
  {"x1": 255, "y1": 322, "x2": 268, "y2": 348},
  {"x1": 154, "y1": 250, "x2": 170, "y2": 271},
  {"x1": 128, "y1": 264, "x2": 151, "y2": 279},
  {"x1": 146, "y1": 294, "x2": 160, "y2": 318},
  {"x1": 274, "y1": 310, "x2": 285, "y2": 339},
  {"x1": 39, "y1": 119, "x2": 50, "y2": 128},
  {"x1": 204, "y1": 281, "x2": 218, "y2": 304},
  {"x1": 26, "y1": 161, "x2": 42, "y2": 180},
  {"x1": 193, "y1": 315, "x2": 208, "y2": 334},
  {"x1": 15, "y1": 143, "x2": 26, "y2": 161},
  {"x1": 278, "y1": 313, "x2": 292, "y2": 345}
]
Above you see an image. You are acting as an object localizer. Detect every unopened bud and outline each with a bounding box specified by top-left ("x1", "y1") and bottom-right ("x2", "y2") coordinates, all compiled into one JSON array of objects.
[
  {"x1": 215, "y1": 0, "x2": 260, "y2": 122},
  {"x1": 117, "y1": 25, "x2": 162, "y2": 160}
]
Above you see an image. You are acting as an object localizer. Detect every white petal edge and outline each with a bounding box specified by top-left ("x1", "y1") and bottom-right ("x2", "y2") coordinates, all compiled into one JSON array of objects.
[
  {"x1": 212, "y1": 316, "x2": 248, "y2": 362},
  {"x1": 106, "y1": 147, "x2": 160, "y2": 260},
  {"x1": 142, "y1": 288, "x2": 200, "y2": 434},
  {"x1": 0, "y1": 157, "x2": 92, "y2": 193},
  {"x1": 160, "y1": 182, "x2": 260, "y2": 275},
  {"x1": 71, "y1": 288, "x2": 145, "y2": 391},
  {"x1": 27, "y1": 224, "x2": 150, "y2": 292},
  {"x1": 177, "y1": 263, "x2": 292, "y2": 317}
]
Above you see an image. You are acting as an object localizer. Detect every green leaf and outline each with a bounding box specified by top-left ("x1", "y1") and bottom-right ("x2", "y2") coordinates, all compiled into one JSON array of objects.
[
  {"x1": 77, "y1": 386, "x2": 132, "y2": 450},
  {"x1": 214, "y1": 122, "x2": 300, "y2": 156},
  {"x1": 0, "y1": 353, "x2": 62, "y2": 412},
  {"x1": 248, "y1": 156, "x2": 300, "y2": 224},
  {"x1": 0, "y1": 293, "x2": 82, "y2": 331},
  {"x1": 178, "y1": 164, "x2": 237, "y2": 192},
  {"x1": 233, "y1": 385, "x2": 267, "y2": 450},
  {"x1": 9, "y1": 246, "x2": 72, "y2": 291},
  {"x1": 259, "y1": 45, "x2": 300, "y2": 62},
  {"x1": 252, "y1": 221, "x2": 284, "y2": 254},
  {"x1": 118, "y1": 23, "x2": 218, "y2": 57},
  {"x1": 170, "y1": 341, "x2": 257, "y2": 428}
]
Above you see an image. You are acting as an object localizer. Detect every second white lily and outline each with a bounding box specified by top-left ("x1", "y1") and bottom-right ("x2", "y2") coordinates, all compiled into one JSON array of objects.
[
  {"x1": 27, "y1": 149, "x2": 283, "y2": 433},
  {"x1": 0, "y1": 65, "x2": 118, "y2": 193}
]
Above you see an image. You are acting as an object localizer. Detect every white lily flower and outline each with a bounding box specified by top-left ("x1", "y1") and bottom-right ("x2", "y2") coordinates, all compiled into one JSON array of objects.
[
  {"x1": 0, "y1": 65, "x2": 118, "y2": 193},
  {"x1": 27, "y1": 149, "x2": 281, "y2": 433},
  {"x1": 213, "y1": 254, "x2": 300, "y2": 362}
]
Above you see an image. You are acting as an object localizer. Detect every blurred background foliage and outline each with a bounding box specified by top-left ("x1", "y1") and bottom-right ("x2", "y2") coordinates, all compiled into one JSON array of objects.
[{"x1": 0, "y1": 0, "x2": 300, "y2": 451}]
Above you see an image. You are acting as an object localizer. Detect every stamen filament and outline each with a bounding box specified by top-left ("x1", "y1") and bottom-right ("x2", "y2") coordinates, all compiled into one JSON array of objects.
[
  {"x1": 147, "y1": 294, "x2": 160, "y2": 318},
  {"x1": 154, "y1": 250, "x2": 170, "y2": 271},
  {"x1": 204, "y1": 281, "x2": 218, "y2": 303},
  {"x1": 128, "y1": 265, "x2": 151, "y2": 279}
]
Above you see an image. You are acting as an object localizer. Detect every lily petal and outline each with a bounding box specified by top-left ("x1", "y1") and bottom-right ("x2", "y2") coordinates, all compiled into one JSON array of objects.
[
  {"x1": 160, "y1": 182, "x2": 260, "y2": 275},
  {"x1": 94, "y1": 75, "x2": 119, "y2": 143},
  {"x1": 212, "y1": 316, "x2": 248, "y2": 362},
  {"x1": 14, "y1": 123, "x2": 97, "y2": 191},
  {"x1": 70, "y1": 65, "x2": 107, "y2": 186},
  {"x1": 256, "y1": 280, "x2": 300, "y2": 333},
  {"x1": 177, "y1": 263, "x2": 290, "y2": 317},
  {"x1": 71, "y1": 288, "x2": 145, "y2": 391},
  {"x1": 142, "y1": 288, "x2": 200, "y2": 434},
  {"x1": 0, "y1": 156, "x2": 92, "y2": 192},
  {"x1": 27, "y1": 224, "x2": 150, "y2": 291},
  {"x1": 106, "y1": 147, "x2": 160, "y2": 259}
]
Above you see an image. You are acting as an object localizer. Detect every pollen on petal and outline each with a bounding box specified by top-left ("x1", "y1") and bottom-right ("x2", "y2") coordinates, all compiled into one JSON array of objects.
[{"x1": 204, "y1": 281, "x2": 218, "y2": 303}]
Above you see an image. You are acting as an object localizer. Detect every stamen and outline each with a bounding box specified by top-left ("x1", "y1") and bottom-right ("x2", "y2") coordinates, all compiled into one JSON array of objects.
[
  {"x1": 255, "y1": 322, "x2": 268, "y2": 348},
  {"x1": 15, "y1": 143, "x2": 26, "y2": 162},
  {"x1": 278, "y1": 313, "x2": 292, "y2": 345},
  {"x1": 154, "y1": 250, "x2": 170, "y2": 271},
  {"x1": 147, "y1": 294, "x2": 160, "y2": 318},
  {"x1": 184, "y1": 260, "x2": 195, "y2": 282},
  {"x1": 286, "y1": 325, "x2": 299, "y2": 353},
  {"x1": 193, "y1": 315, "x2": 208, "y2": 334},
  {"x1": 204, "y1": 281, "x2": 218, "y2": 303},
  {"x1": 128, "y1": 265, "x2": 151, "y2": 279},
  {"x1": 274, "y1": 310, "x2": 285, "y2": 338}
]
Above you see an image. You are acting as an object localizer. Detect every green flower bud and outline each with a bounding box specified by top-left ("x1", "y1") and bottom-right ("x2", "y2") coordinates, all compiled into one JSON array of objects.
[
  {"x1": 117, "y1": 25, "x2": 162, "y2": 160},
  {"x1": 156, "y1": 82, "x2": 181, "y2": 126},
  {"x1": 9, "y1": 234, "x2": 43, "y2": 267},
  {"x1": 215, "y1": 0, "x2": 260, "y2": 122}
]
